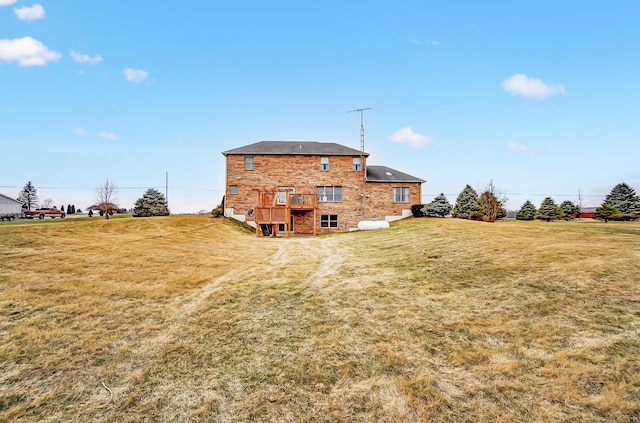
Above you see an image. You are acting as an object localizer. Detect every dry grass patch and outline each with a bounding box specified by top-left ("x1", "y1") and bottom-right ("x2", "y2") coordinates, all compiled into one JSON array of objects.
[{"x1": 1, "y1": 216, "x2": 639, "y2": 422}]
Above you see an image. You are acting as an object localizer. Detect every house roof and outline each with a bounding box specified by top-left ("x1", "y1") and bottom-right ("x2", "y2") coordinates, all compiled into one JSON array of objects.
[
  {"x1": 366, "y1": 165, "x2": 426, "y2": 183},
  {"x1": 0, "y1": 192, "x2": 22, "y2": 204},
  {"x1": 222, "y1": 141, "x2": 369, "y2": 157}
]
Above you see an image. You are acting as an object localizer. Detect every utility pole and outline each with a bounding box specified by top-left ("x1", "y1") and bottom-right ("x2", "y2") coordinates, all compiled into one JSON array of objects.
[{"x1": 347, "y1": 107, "x2": 371, "y2": 220}]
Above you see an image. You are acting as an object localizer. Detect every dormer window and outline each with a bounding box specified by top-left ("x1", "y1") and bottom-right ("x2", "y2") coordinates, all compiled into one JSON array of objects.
[{"x1": 320, "y1": 157, "x2": 329, "y2": 171}]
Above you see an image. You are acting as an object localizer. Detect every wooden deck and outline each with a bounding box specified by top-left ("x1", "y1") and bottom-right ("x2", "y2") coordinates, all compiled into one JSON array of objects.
[{"x1": 254, "y1": 190, "x2": 317, "y2": 237}]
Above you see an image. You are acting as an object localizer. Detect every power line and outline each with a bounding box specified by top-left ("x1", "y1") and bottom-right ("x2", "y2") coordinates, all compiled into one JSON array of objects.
[{"x1": 0, "y1": 185, "x2": 224, "y2": 192}]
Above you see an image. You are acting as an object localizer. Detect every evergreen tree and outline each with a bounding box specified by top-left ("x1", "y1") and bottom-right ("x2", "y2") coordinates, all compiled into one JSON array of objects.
[
  {"x1": 593, "y1": 204, "x2": 622, "y2": 223},
  {"x1": 71, "y1": 205, "x2": 76, "y2": 214},
  {"x1": 452, "y1": 185, "x2": 483, "y2": 220},
  {"x1": 61, "y1": 205, "x2": 65, "y2": 213},
  {"x1": 516, "y1": 200, "x2": 537, "y2": 220},
  {"x1": 133, "y1": 188, "x2": 170, "y2": 217},
  {"x1": 421, "y1": 193, "x2": 452, "y2": 217},
  {"x1": 18, "y1": 181, "x2": 38, "y2": 210},
  {"x1": 535, "y1": 197, "x2": 564, "y2": 222},
  {"x1": 602, "y1": 183, "x2": 640, "y2": 221},
  {"x1": 560, "y1": 200, "x2": 579, "y2": 220}
]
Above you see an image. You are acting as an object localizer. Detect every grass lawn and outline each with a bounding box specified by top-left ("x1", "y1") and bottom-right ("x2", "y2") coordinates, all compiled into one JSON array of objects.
[{"x1": 1, "y1": 215, "x2": 639, "y2": 422}]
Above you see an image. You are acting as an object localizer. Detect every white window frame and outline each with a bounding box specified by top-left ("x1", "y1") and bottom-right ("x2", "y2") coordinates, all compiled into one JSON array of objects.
[
  {"x1": 352, "y1": 157, "x2": 361, "y2": 171},
  {"x1": 316, "y1": 186, "x2": 342, "y2": 202},
  {"x1": 245, "y1": 156, "x2": 254, "y2": 170},
  {"x1": 320, "y1": 156, "x2": 329, "y2": 171},
  {"x1": 393, "y1": 187, "x2": 410, "y2": 203},
  {"x1": 229, "y1": 185, "x2": 239, "y2": 195},
  {"x1": 277, "y1": 187, "x2": 294, "y2": 204}
]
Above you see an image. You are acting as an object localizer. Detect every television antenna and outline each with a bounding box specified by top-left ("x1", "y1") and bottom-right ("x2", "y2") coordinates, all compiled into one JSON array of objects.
[{"x1": 346, "y1": 107, "x2": 371, "y2": 152}]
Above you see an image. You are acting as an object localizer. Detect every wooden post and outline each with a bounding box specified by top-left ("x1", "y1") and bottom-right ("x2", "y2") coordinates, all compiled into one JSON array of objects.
[{"x1": 313, "y1": 208, "x2": 317, "y2": 236}]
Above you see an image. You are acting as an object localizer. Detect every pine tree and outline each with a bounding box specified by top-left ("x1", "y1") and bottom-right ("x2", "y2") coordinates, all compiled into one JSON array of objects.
[
  {"x1": 421, "y1": 193, "x2": 452, "y2": 217},
  {"x1": 602, "y1": 183, "x2": 640, "y2": 221},
  {"x1": 70, "y1": 205, "x2": 76, "y2": 214},
  {"x1": 18, "y1": 181, "x2": 38, "y2": 210},
  {"x1": 452, "y1": 185, "x2": 483, "y2": 220},
  {"x1": 560, "y1": 200, "x2": 579, "y2": 220},
  {"x1": 593, "y1": 204, "x2": 622, "y2": 223},
  {"x1": 133, "y1": 188, "x2": 170, "y2": 217},
  {"x1": 61, "y1": 205, "x2": 66, "y2": 213},
  {"x1": 535, "y1": 197, "x2": 564, "y2": 222},
  {"x1": 516, "y1": 200, "x2": 537, "y2": 220}
]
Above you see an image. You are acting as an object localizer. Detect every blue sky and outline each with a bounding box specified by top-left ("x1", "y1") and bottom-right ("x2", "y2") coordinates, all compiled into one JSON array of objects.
[{"x1": 1, "y1": 1, "x2": 639, "y2": 213}]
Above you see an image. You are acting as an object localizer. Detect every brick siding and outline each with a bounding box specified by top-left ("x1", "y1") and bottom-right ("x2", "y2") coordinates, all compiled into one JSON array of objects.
[{"x1": 225, "y1": 153, "x2": 421, "y2": 233}]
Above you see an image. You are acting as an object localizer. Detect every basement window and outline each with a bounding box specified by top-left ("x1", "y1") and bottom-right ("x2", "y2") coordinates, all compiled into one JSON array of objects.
[
  {"x1": 321, "y1": 214, "x2": 338, "y2": 228},
  {"x1": 229, "y1": 185, "x2": 238, "y2": 194}
]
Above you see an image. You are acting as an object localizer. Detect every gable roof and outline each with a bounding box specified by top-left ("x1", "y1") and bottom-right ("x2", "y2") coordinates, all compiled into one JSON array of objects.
[
  {"x1": 222, "y1": 141, "x2": 369, "y2": 157},
  {"x1": 366, "y1": 165, "x2": 426, "y2": 183}
]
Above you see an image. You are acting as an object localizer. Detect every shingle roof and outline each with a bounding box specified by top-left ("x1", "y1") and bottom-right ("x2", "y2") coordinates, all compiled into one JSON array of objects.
[
  {"x1": 222, "y1": 141, "x2": 369, "y2": 156},
  {"x1": 366, "y1": 165, "x2": 426, "y2": 183}
]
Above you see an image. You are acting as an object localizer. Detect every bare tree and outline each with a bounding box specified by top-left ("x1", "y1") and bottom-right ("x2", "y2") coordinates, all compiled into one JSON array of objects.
[
  {"x1": 94, "y1": 178, "x2": 118, "y2": 220},
  {"x1": 577, "y1": 189, "x2": 584, "y2": 219},
  {"x1": 41, "y1": 198, "x2": 53, "y2": 208},
  {"x1": 479, "y1": 180, "x2": 507, "y2": 223}
]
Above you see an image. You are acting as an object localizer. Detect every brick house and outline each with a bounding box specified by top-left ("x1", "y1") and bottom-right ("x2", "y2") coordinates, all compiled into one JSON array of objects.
[{"x1": 222, "y1": 141, "x2": 425, "y2": 235}]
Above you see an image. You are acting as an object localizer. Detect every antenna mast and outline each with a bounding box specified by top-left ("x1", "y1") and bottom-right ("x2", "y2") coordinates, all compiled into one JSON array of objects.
[
  {"x1": 346, "y1": 107, "x2": 371, "y2": 152},
  {"x1": 347, "y1": 107, "x2": 371, "y2": 221}
]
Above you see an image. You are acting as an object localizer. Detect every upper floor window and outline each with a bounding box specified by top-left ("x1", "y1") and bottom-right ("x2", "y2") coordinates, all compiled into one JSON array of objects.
[
  {"x1": 245, "y1": 156, "x2": 254, "y2": 170},
  {"x1": 352, "y1": 157, "x2": 361, "y2": 171},
  {"x1": 229, "y1": 185, "x2": 238, "y2": 195},
  {"x1": 317, "y1": 186, "x2": 342, "y2": 202},
  {"x1": 320, "y1": 156, "x2": 329, "y2": 171},
  {"x1": 393, "y1": 187, "x2": 410, "y2": 203}
]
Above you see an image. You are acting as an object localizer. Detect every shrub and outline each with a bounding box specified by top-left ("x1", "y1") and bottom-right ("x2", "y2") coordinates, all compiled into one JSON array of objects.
[{"x1": 411, "y1": 204, "x2": 425, "y2": 217}]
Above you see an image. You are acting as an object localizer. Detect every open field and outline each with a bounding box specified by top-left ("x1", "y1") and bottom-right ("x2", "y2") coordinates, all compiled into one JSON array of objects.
[{"x1": 1, "y1": 216, "x2": 639, "y2": 422}]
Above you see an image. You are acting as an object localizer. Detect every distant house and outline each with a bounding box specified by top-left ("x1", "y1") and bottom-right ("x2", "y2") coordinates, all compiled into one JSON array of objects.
[
  {"x1": 222, "y1": 141, "x2": 425, "y2": 235},
  {"x1": 578, "y1": 207, "x2": 597, "y2": 219},
  {"x1": 0, "y1": 192, "x2": 23, "y2": 221}
]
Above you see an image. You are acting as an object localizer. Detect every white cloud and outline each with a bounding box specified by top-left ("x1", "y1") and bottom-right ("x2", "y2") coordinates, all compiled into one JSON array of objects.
[
  {"x1": 0, "y1": 37, "x2": 61, "y2": 66},
  {"x1": 122, "y1": 68, "x2": 149, "y2": 83},
  {"x1": 410, "y1": 39, "x2": 439, "y2": 46},
  {"x1": 71, "y1": 50, "x2": 102, "y2": 65},
  {"x1": 99, "y1": 131, "x2": 119, "y2": 140},
  {"x1": 507, "y1": 140, "x2": 527, "y2": 151},
  {"x1": 74, "y1": 128, "x2": 88, "y2": 136},
  {"x1": 0, "y1": 0, "x2": 17, "y2": 6},
  {"x1": 14, "y1": 3, "x2": 45, "y2": 21},
  {"x1": 389, "y1": 126, "x2": 434, "y2": 147},
  {"x1": 502, "y1": 74, "x2": 565, "y2": 99}
]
